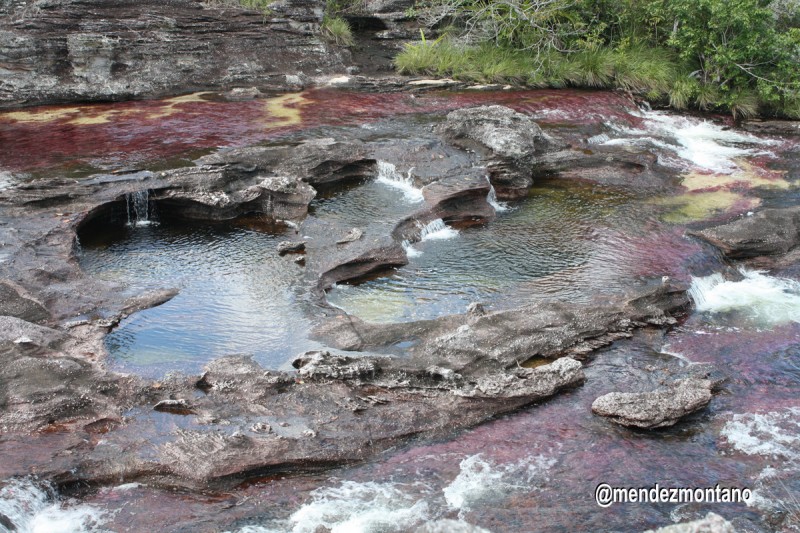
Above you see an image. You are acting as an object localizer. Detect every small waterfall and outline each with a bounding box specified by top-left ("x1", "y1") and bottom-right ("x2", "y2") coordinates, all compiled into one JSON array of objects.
[
  {"x1": 376, "y1": 161, "x2": 424, "y2": 203},
  {"x1": 125, "y1": 190, "x2": 156, "y2": 227},
  {"x1": 402, "y1": 239, "x2": 422, "y2": 258},
  {"x1": 73, "y1": 235, "x2": 83, "y2": 258},
  {"x1": 689, "y1": 268, "x2": 800, "y2": 325},
  {"x1": 418, "y1": 219, "x2": 459, "y2": 241},
  {"x1": 486, "y1": 179, "x2": 508, "y2": 212},
  {"x1": 0, "y1": 478, "x2": 106, "y2": 532}
]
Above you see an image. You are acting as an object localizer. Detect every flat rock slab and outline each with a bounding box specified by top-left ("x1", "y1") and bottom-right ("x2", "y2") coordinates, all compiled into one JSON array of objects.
[
  {"x1": 690, "y1": 207, "x2": 800, "y2": 259},
  {"x1": 592, "y1": 378, "x2": 713, "y2": 429}
]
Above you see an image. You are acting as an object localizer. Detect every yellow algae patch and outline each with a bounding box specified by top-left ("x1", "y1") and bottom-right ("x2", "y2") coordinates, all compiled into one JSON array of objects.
[
  {"x1": 2, "y1": 107, "x2": 83, "y2": 123},
  {"x1": 145, "y1": 91, "x2": 215, "y2": 119},
  {"x1": 522, "y1": 356, "x2": 553, "y2": 369},
  {"x1": 681, "y1": 162, "x2": 790, "y2": 192},
  {"x1": 655, "y1": 190, "x2": 761, "y2": 223},
  {"x1": 263, "y1": 92, "x2": 311, "y2": 129},
  {"x1": 328, "y1": 289, "x2": 415, "y2": 324},
  {"x1": 67, "y1": 110, "x2": 121, "y2": 125}
]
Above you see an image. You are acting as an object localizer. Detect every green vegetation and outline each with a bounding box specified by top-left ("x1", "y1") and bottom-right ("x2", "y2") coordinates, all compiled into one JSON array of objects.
[
  {"x1": 322, "y1": 15, "x2": 355, "y2": 46},
  {"x1": 396, "y1": 0, "x2": 800, "y2": 118},
  {"x1": 321, "y1": 0, "x2": 358, "y2": 47}
]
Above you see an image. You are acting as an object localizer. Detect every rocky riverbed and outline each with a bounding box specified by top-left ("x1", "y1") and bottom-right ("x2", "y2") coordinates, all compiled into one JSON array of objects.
[{"x1": 1, "y1": 1, "x2": 800, "y2": 532}]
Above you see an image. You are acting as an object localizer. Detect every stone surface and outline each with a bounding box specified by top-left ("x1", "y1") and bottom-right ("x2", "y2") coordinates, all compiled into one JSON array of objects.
[
  {"x1": 196, "y1": 138, "x2": 377, "y2": 187},
  {"x1": 277, "y1": 240, "x2": 306, "y2": 255},
  {"x1": 436, "y1": 105, "x2": 561, "y2": 198},
  {"x1": 592, "y1": 378, "x2": 713, "y2": 429},
  {"x1": 690, "y1": 208, "x2": 800, "y2": 259},
  {"x1": 0, "y1": 282, "x2": 49, "y2": 323},
  {"x1": 0, "y1": 0, "x2": 346, "y2": 108},
  {"x1": 0, "y1": 96, "x2": 701, "y2": 494}
]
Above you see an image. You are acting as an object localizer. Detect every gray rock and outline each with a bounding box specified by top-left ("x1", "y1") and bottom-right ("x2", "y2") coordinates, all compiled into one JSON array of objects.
[
  {"x1": 592, "y1": 378, "x2": 713, "y2": 429},
  {"x1": 0, "y1": 0, "x2": 346, "y2": 108},
  {"x1": 644, "y1": 512, "x2": 736, "y2": 533},
  {"x1": 460, "y1": 358, "x2": 585, "y2": 399},
  {"x1": 154, "y1": 398, "x2": 193, "y2": 414},
  {"x1": 0, "y1": 282, "x2": 49, "y2": 323},
  {"x1": 690, "y1": 207, "x2": 800, "y2": 259},
  {"x1": 436, "y1": 105, "x2": 559, "y2": 198},
  {"x1": 336, "y1": 228, "x2": 363, "y2": 244},
  {"x1": 291, "y1": 350, "x2": 380, "y2": 380},
  {"x1": 0, "y1": 316, "x2": 67, "y2": 349},
  {"x1": 277, "y1": 241, "x2": 306, "y2": 255}
]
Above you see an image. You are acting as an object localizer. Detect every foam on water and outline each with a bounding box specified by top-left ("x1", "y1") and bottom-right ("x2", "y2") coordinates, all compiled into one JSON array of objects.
[
  {"x1": 401, "y1": 239, "x2": 422, "y2": 258},
  {"x1": 443, "y1": 454, "x2": 556, "y2": 512},
  {"x1": 375, "y1": 161, "x2": 424, "y2": 203},
  {"x1": 688, "y1": 268, "x2": 800, "y2": 326},
  {"x1": 419, "y1": 219, "x2": 459, "y2": 242},
  {"x1": 605, "y1": 111, "x2": 776, "y2": 174},
  {"x1": 0, "y1": 479, "x2": 106, "y2": 533},
  {"x1": 721, "y1": 407, "x2": 800, "y2": 460},
  {"x1": 228, "y1": 453, "x2": 555, "y2": 532},
  {"x1": 0, "y1": 171, "x2": 14, "y2": 191},
  {"x1": 231, "y1": 481, "x2": 430, "y2": 533}
]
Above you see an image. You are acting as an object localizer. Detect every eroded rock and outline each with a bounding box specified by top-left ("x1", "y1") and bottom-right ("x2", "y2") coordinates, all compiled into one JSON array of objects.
[
  {"x1": 0, "y1": 0, "x2": 346, "y2": 108},
  {"x1": 592, "y1": 378, "x2": 713, "y2": 429},
  {"x1": 436, "y1": 105, "x2": 561, "y2": 198}
]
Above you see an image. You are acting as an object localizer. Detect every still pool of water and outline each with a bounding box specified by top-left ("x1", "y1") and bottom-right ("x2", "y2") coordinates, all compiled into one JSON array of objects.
[
  {"x1": 327, "y1": 179, "x2": 712, "y2": 322},
  {"x1": 79, "y1": 221, "x2": 323, "y2": 377}
]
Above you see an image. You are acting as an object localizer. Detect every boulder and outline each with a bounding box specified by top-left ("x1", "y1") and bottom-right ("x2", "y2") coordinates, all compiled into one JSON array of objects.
[
  {"x1": 592, "y1": 378, "x2": 713, "y2": 429},
  {"x1": 435, "y1": 105, "x2": 560, "y2": 198}
]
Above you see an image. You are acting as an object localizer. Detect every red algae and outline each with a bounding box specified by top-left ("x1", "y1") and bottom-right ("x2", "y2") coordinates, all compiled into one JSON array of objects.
[{"x1": 0, "y1": 88, "x2": 640, "y2": 175}]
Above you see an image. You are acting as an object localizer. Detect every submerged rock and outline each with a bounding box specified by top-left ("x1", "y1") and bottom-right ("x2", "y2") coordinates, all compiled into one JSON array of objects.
[
  {"x1": 592, "y1": 378, "x2": 713, "y2": 429},
  {"x1": 416, "y1": 520, "x2": 492, "y2": 533}
]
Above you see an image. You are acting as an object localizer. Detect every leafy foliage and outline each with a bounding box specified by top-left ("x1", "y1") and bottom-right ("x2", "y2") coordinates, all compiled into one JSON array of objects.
[{"x1": 401, "y1": 0, "x2": 800, "y2": 117}]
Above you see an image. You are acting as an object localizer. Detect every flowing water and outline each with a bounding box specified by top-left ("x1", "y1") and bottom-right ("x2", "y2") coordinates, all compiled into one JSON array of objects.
[{"x1": 2, "y1": 88, "x2": 800, "y2": 532}]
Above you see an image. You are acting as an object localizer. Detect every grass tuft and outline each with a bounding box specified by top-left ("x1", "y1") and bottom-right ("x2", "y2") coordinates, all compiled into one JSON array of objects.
[{"x1": 321, "y1": 16, "x2": 354, "y2": 47}]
